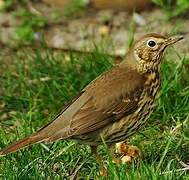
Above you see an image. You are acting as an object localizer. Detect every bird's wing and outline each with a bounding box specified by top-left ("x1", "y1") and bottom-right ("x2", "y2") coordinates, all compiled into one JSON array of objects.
[
  {"x1": 46, "y1": 65, "x2": 145, "y2": 142},
  {"x1": 0, "y1": 65, "x2": 145, "y2": 155}
]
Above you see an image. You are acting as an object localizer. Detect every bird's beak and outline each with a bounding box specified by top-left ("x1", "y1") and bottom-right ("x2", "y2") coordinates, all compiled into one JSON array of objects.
[{"x1": 165, "y1": 35, "x2": 184, "y2": 46}]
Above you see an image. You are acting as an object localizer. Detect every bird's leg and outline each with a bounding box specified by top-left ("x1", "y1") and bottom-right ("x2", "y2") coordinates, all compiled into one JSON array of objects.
[
  {"x1": 115, "y1": 141, "x2": 141, "y2": 164},
  {"x1": 91, "y1": 145, "x2": 107, "y2": 176}
]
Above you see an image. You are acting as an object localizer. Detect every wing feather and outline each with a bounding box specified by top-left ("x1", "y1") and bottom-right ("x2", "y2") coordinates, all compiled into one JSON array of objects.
[{"x1": 43, "y1": 65, "x2": 145, "y2": 142}]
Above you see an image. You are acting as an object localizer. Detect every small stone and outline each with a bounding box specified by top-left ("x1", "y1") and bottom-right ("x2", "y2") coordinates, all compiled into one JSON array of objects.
[
  {"x1": 133, "y1": 12, "x2": 146, "y2": 26},
  {"x1": 53, "y1": 162, "x2": 60, "y2": 172}
]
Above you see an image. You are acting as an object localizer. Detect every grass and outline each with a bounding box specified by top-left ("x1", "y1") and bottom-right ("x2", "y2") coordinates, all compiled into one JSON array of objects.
[
  {"x1": 0, "y1": 45, "x2": 189, "y2": 179},
  {"x1": 152, "y1": 0, "x2": 189, "y2": 18}
]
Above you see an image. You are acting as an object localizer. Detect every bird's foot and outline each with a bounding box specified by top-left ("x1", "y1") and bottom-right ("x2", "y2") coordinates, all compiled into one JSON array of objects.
[{"x1": 115, "y1": 141, "x2": 141, "y2": 164}]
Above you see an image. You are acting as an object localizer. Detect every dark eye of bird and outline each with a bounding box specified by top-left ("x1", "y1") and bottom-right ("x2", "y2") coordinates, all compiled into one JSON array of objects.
[{"x1": 147, "y1": 40, "x2": 156, "y2": 47}]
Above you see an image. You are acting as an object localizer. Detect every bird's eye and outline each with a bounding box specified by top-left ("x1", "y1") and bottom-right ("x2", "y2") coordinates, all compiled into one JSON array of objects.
[{"x1": 147, "y1": 40, "x2": 156, "y2": 47}]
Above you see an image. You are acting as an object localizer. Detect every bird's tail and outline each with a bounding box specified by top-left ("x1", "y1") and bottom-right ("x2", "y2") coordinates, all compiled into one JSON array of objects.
[
  {"x1": 0, "y1": 133, "x2": 45, "y2": 156},
  {"x1": 0, "y1": 112, "x2": 68, "y2": 156}
]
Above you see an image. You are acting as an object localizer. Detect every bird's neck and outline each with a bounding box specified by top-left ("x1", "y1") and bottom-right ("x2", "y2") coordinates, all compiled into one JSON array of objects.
[{"x1": 121, "y1": 51, "x2": 161, "y2": 74}]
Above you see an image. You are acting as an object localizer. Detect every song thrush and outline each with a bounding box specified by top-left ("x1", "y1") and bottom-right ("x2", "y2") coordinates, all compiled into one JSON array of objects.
[{"x1": 0, "y1": 33, "x2": 183, "y2": 157}]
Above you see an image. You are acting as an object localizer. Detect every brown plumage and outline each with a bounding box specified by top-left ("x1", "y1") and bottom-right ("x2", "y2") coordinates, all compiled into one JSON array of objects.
[{"x1": 0, "y1": 33, "x2": 183, "y2": 156}]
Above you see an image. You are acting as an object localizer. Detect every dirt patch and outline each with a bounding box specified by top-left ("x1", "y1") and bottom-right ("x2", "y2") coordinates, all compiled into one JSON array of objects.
[{"x1": 0, "y1": 2, "x2": 188, "y2": 57}]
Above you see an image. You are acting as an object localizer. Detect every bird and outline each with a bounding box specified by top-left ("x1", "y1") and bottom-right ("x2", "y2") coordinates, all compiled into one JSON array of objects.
[{"x1": 0, "y1": 33, "x2": 183, "y2": 157}]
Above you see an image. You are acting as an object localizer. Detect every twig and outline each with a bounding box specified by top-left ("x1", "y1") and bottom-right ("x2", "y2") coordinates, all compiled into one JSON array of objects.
[
  {"x1": 40, "y1": 143, "x2": 52, "y2": 152},
  {"x1": 69, "y1": 158, "x2": 88, "y2": 180},
  {"x1": 162, "y1": 166, "x2": 189, "y2": 174},
  {"x1": 176, "y1": 155, "x2": 189, "y2": 168}
]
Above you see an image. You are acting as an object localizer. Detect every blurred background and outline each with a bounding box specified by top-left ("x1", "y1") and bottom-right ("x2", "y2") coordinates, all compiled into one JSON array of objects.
[
  {"x1": 0, "y1": 0, "x2": 188, "y2": 56},
  {"x1": 1, "y1": 1, "x2": 189, "y2": 179}
]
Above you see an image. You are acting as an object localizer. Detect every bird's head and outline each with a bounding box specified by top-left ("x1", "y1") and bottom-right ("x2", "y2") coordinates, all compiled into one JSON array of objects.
[{"x1": 125, "y1": 33, "x2": 183, "y2": 72}]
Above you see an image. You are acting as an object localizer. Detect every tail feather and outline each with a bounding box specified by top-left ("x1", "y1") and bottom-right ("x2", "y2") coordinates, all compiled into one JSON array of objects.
[
  {"x1": 0, "y1": 134, "x2": 45, "y2": 156},
  {"x1": 0, "y1": 112, "x2": 68, "y2": 156}
]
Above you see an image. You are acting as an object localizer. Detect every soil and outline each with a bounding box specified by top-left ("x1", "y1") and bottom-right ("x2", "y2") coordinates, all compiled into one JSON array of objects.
[{"x1": 0, "y1": 1, "x2": 188, "y2": 58}]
